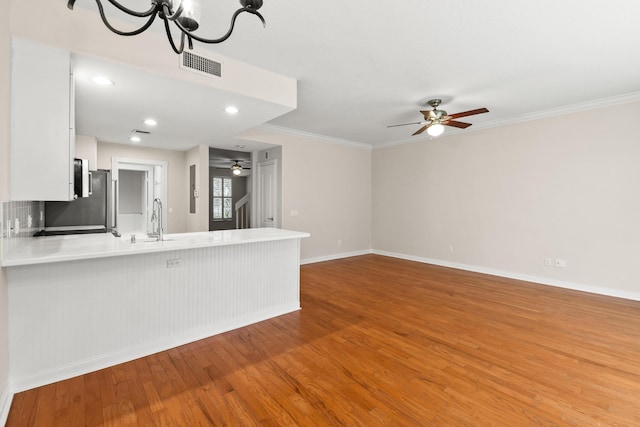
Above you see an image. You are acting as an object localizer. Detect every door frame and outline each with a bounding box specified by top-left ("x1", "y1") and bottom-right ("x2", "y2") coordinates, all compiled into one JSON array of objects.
[
  {"x1": 111, "y1": 157, "x2": 168, "y2": 234},
  {"x1": 253, "y1": 158, "x2": 281, "y2": 229}
]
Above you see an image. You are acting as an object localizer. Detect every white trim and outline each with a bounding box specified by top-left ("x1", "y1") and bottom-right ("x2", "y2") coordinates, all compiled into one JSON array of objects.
[
  {"x1": 256, "y1": 124, "x2": 373, "y2": 150},
  {"x1": 372, "y1": 250, "x2": 640, "y2": 302},
  {"x1": 0, "y1": 383, "x2": 13, "y2": 426},
  {"x1": 301, "y1": 249, "x2": 373, "y2": 265},
  {"x1": 111, "y1": 157, "x2": 169, "y2": 233},
  {"x1": 10, "y1": 304, "x2": 300, "y2": 393}
]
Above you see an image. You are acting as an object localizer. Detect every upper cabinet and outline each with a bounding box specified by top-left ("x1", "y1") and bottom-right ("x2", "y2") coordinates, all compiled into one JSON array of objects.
[{"x1": 10, "y1": 38, "x2": 75, "y2": 201}]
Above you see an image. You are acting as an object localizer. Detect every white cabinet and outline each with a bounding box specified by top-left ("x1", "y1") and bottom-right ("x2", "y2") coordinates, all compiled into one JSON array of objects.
[{"x1": 10, "y1": 38, "x2": 75, "y2": 201}]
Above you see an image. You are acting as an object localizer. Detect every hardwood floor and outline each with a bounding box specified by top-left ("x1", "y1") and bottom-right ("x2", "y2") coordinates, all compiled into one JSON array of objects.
[{"x1": 7, "y1": 254, "x2": 640, "y2": 426}]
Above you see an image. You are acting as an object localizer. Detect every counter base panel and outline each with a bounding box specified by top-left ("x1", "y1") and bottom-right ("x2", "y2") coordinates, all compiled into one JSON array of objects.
[{"x1": 9, "y1": 238, "x2": 301, "y2": 392}]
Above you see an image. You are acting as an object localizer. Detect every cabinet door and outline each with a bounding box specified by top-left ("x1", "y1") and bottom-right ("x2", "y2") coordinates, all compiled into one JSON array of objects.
[{"x1": 11, "y1": 38, "x2": 73, "y2": 201}]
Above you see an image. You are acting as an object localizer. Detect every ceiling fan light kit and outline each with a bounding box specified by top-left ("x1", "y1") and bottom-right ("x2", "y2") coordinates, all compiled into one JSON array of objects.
[
  {"x1": 67, "y1": 0, "x2": 266, "y2": 54},
  {"x1": 231, "y1": 161, "x2": 243, "y2": 176},
  {"x1": 388, "y1": 98, "x2": 489, "y2": 138},
  {"x1": 426, "y1": 123, "x2": 444, "y2": 137}
]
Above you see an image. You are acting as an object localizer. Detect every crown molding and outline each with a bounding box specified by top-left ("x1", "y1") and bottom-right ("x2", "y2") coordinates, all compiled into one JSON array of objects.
[
  {"x1": 259, "y1": 91, "x2": 640, "y2": 152},
  {"x1": 255, "y1": 124, "x2": 372, "y2": 150},
  {"x1": 473, "y1": 90, "x2": 640, "y2": 132}
]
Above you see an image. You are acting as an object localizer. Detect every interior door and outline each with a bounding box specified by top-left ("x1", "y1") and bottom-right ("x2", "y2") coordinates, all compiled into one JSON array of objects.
[{"x1": 257, "y1": 160, "x2": 278, "y2": 228}]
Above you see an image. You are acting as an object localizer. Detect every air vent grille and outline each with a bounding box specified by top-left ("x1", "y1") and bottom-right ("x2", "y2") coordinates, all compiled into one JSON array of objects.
[{"x1": 180, "y1": 51, "x2": 222, "y2": 78}]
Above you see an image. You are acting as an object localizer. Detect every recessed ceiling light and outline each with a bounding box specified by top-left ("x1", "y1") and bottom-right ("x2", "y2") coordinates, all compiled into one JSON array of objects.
[
  {"x1": 225, "y1": 106, "x2": 239, "y2": 114},
  {"x1": 130, "y1": 135, "x2": 141, "y2": 143},
  {"x1": 92, "y1": 75, "x2": 115, "y2": 86},
  {"x1": 143, "y1": 118, "x2": 158, "y2": 127}
]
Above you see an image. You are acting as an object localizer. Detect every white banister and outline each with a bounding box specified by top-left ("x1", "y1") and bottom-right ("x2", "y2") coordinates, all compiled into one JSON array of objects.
[{"x1": 235, "y1": 193, "x2": 251, "y2": 229}]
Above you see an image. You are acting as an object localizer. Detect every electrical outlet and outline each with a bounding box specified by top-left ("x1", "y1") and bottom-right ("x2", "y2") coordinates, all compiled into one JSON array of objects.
[
  {"x1": 555, "y1": 258, "x2": 566, "y2": 268},
  {"x1": 167, "y1": 258, "x2": 184, "y2": 268},
  {"x1": 544, "y1": 257, "x2": 553, "y2": 267},
  {"x1": 448, "y1": 245, "x2": 454, "y2": 253}
]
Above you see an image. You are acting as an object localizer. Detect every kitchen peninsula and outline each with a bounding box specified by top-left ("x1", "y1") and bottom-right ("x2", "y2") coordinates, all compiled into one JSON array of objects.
[{"x1": 2, "y1": 228, "x2": 309, "y2": 392}]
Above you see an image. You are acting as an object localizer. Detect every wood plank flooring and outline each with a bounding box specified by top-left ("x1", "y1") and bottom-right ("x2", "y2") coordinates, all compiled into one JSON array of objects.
[{"x1": 7, "y1": 254, "x2": 640, "y2": 426}]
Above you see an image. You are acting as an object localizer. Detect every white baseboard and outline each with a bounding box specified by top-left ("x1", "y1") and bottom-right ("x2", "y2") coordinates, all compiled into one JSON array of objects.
[
  {"x1": 0, "y1": 381, "x2": 13, "y2": 426},
  {"x1": 301, "y1": 249, "x2": 372, "y2": 265},
  {"x1": 10, "y1": 304, "x2": 300, "y2": 393},
  {"x1": 372, "y1": 250, "x2": 640, "y2": 302}
]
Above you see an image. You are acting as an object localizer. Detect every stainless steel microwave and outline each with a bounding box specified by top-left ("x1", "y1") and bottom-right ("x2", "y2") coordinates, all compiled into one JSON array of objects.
[{"x1": 73, "y1": 158, "x2": 91, "y2": 199}]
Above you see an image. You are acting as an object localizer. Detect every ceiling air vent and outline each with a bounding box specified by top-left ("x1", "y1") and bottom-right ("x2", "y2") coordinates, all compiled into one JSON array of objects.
[{"x1": 179, "y1": 51, "x2": 222, "y2": 78}]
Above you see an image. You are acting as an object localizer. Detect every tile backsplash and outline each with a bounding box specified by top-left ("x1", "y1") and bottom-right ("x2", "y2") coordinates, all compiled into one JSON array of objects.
[{"x1": 1, "y1": 200, "x2": 44, "y2": 258}]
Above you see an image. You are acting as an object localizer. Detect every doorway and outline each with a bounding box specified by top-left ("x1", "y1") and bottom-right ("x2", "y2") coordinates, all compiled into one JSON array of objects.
[
  {"x1": 111, "y1": 157, "x2": 167, "y2": 236},
  {"x1": 256, "y1": 159, "x2": 279, "y2": 228},
  {"x1": 208, "y1": 147, "x2": 252, "y2": 231}
]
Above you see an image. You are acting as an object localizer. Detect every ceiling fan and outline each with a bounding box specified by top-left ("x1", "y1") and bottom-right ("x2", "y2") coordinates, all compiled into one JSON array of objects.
[
  {"x1": 388, "y1": 99, "x2": 489, "y2": 137},
  {"x1": 230, "y1": 160, "x2": 251, "y2": 176}
]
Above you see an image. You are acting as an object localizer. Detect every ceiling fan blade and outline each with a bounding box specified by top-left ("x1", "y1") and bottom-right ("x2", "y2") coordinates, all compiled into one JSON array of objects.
[
  {"x1": 444, "y1": 120, "x2": 472, "y2": 129},
  {"x1": 448, "y1": 108, "x2": 489, "y2": 119},
  {"x1": 387, "y1": 121, "x2": 426, "y2": 128},
  {"x1": 412, "y1": 124, "x2": 429, "y2": 136}
]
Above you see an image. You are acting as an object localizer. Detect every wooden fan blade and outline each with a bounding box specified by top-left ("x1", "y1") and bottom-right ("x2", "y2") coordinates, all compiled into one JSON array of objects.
[
  {"x1": 387, "y1": 121, "x2": 425, "y2": 128},
  {"x1": 444, "y1": 120, "x2": 472, "y2": 129},
  {"x1": 448, "y1": 108, "x2": 489, "y2": 119},
  {"x1": 412, "y1": 124, "x2": 429, "y2": 136}
]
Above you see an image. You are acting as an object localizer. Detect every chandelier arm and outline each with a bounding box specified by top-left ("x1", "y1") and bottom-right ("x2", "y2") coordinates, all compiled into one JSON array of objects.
[
  {"x1": 103, "y1": 0, "x2": 157, "y2": 17},
  {"x1": 95, "y1": 0, "x2": 158, "y2": 36},
  {"x1": 174, "y1": 7, "x2": 265, "y2": 45},
  {"x1": 163, "y1": 17, "x2": 186, "y2": 54},
  {"x1": 162, "y1": 2, "x2": 185, "y2": 21}
]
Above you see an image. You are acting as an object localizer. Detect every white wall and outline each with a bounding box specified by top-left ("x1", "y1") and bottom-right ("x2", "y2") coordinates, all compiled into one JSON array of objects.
[
  {"x1": 373, "y1": 101, "x2": 640, "y2": 299},
  {"x1": 0, "y1": 4, "x2": 12, "y2": 423},
  {"x1": 97, "y1": 141, "x2": 188, "y2": 234},
  {"x1": 240, "y1": 128, "x2": 372, "y2": 262},
  {"x1": 75, "y1": 134, "x2": 98, "y2": 171},
  {"x1": 185, "y1": 145, "x2": 210, "y2": 232}
]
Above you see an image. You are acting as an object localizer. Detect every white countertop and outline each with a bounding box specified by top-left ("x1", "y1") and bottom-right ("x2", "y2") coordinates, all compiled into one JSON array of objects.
[{"x1": 1, "y1": 228, "x2": 310, "y2": 267}]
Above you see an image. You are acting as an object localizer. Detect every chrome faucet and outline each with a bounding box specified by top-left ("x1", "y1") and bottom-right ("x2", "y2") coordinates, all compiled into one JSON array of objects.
[{"x1": 150, "y1": 197, "x2": 163, "y2": 241}]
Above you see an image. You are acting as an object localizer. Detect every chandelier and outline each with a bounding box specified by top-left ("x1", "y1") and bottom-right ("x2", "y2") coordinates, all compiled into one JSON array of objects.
[{"x1": 67, "y1": 0, "x2": 266, "y2": 54}]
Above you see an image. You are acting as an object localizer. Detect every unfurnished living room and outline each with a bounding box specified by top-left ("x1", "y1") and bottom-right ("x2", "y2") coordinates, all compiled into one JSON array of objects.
[{"x1": 1, "y1": 0, "x2": 640, "y2": 426}]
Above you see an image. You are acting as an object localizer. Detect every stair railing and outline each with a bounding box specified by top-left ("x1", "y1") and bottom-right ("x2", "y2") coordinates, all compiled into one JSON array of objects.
[{"x1": 235, "y1": 193, "x2": 251, "y2": 229}]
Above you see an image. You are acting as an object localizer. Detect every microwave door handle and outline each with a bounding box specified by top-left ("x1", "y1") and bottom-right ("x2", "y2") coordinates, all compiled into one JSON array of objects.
[
  {"x1": 114, "y1": 179, "x2": 118, "y2": 230},
  {"x1": 88, "y1": 172, "x2": 93, "y2": 196}
]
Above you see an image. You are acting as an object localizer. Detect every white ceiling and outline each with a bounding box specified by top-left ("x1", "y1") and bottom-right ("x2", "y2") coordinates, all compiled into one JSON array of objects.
[{"x1": 73, "y1": 0, "x2": 640, "y2": 150}]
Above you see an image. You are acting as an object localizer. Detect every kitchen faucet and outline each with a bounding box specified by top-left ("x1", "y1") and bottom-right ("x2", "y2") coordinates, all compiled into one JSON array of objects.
[{"x1": 150, "y1": 197, "x2": 163, "y2": 241}]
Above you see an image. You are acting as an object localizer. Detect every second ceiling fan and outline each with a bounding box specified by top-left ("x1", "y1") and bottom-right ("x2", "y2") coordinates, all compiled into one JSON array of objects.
[{"x1": 388, "y1": 99, "x2": 489, "y2": 137}]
